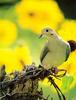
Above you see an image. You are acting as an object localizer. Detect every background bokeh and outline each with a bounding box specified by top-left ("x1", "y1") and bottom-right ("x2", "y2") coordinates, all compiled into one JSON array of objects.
[{"x1": 0, "y1": 0, "x2": 76, "y2": 99}]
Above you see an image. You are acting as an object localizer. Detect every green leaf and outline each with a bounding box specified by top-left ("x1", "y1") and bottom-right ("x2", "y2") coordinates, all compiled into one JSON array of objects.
[{"x1": 61, "y1": 75, "x2": 74, "y2": 91}]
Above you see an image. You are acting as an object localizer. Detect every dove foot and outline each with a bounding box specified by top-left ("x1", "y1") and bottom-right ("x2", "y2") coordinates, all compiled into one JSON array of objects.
[{"x1": 50, "y1": 67, "x2": 59, "y2": 75}]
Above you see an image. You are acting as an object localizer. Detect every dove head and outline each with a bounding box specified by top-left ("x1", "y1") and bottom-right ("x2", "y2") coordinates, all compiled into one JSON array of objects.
[{"x1": 39, "y1": 27, "x2": 58, "y2": 39}]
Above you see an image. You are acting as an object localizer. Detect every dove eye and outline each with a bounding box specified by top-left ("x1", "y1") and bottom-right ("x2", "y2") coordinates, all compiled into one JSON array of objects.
[{"x1": 45, "y1": 29, "x2": 49, "y2": 32}]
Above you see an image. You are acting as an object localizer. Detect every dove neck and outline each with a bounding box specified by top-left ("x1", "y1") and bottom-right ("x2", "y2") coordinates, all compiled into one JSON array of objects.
[{"x1": 48, "y1": 35, "x2": 60, "y2": 42}]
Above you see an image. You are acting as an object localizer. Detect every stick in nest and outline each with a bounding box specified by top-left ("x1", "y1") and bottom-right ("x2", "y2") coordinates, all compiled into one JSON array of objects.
[{"x1": 0, "y1": 63, "x2": 66, "y2": 100}]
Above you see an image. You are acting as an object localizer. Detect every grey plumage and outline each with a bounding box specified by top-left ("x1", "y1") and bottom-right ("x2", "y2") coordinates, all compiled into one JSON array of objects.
[
  {"x1": 65, "y1": 45, "x2": 71, "y2": 61},
  {"x1": 40, "y1": 45, "x2": 50, "y2": 63}
]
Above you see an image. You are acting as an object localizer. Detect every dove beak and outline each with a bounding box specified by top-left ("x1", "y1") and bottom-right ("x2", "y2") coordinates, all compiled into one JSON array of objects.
[{"x1": 39, "y1": 34, "x2": 43, "y2": 38}]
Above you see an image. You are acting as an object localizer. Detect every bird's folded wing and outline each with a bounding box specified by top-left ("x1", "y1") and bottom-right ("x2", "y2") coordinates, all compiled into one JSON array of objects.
[
  {"x1": 65, "y1": 45, "x2": 71, "y2": 61},
  {"x1": 40, "y1": 45, "x2": 50, "y2": 63}
]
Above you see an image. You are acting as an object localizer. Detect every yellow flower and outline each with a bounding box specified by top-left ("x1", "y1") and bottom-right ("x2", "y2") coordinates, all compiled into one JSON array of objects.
[
  {"x1": 16, "y1": 1, "x2": 64, "y2": 34},
  {"x1": 39, "y1": 78, "x2": 50, "y2": 86},
  {"x1": 0, "y1": 20, "x2": 17, "y2": 47},
  {"x1": 58, "y1": 50, "x2": 76, "y2": 88},
  {"x1": 0, "y1": 48, "x2": 20, "y2": 73},
  {"x1": 0, "y1": 43, "x2": 32, "y2": 73},
  {"x1": 60, "y1": 51, "x2": 76, "y2": 75},
  {"x1": 58, "y1": 20, "x2": 76, "y2": 41},
  {"x1": 15, "y1": 40, "x2": 32, "y2": 66}
]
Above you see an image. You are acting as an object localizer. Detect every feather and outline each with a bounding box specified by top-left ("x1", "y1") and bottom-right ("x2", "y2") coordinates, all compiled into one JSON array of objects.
[
  {"x1": 65, "y1": 45, "x2": 71, "y2": 61},
  {"x1": 40, "y1": 45, "x2": 50, "y2": 63}
]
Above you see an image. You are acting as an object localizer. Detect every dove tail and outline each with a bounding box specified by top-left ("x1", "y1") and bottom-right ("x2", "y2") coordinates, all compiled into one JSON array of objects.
[{"x1": 68, "y1": 40, "x2": 76, "y2": 52}]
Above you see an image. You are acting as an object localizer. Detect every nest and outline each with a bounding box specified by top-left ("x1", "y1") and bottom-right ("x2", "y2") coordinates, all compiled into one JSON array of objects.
[{"x1": 0, "y1": 63, "x2": 66, "y2": 100}]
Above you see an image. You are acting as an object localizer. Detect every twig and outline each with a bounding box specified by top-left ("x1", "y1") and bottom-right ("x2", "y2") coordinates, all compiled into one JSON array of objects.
[{"x1": 0, "y1": 64, "x2": 66, "y2": 100}]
